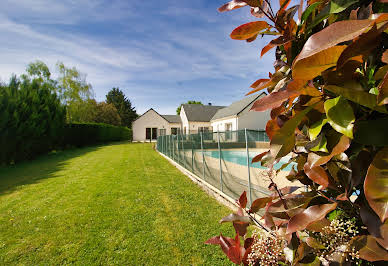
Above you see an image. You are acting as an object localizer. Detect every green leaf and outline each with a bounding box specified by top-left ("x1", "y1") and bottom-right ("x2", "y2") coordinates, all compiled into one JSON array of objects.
[
  {"x1": 329, "y1": 0, "x2": 358, "y2": 14},
  {"x1": 309, "y1": 118, "x2": 328, "y2": 141},
  {"x1": 310, "y1": 135, "x2": 328, "y2": 152},
  {"x1": 300, "y1": 2, "x2": 321, "y2": 25},
  {"x1": 364, "y1": 147, "x2": 388, "y2": 222},
  {"x1": 354, "y1": 118, "x2": 388, "y2": 146},
  {"x1": 324, "y1": 96, "x2": 355, "y2": 138},
  {"x1": 325, "y1": 85, "x2": 388, "y2": 113},
  {"x1": 270, "y1": 106, "x2": 314, "y2": 159}
]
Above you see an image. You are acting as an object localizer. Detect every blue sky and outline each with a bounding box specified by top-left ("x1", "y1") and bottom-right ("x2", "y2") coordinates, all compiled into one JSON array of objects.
[{"x1": 0, "y1": 0, "x2": 285, "y2": 114}]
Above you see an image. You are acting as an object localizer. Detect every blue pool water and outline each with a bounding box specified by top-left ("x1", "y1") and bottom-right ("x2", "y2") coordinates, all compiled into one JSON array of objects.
[{"x1": 203, "y1": 150, "x2": 295, "y2": 171}]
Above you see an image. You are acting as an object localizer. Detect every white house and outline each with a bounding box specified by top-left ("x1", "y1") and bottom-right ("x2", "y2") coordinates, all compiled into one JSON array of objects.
[
  {"x1": 180, "y1": 104, "x2": 225, "y2": 134},
  {"x1": 210, "y1": 93, "x2": 269, "y2": 132},
  {"x1": 132, "y1": 109, "x2": 181, "y2": 142}
]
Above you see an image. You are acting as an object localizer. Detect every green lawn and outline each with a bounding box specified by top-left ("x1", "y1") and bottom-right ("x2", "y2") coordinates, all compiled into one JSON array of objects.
[{"x1": 0, "y1": 143, "x2": 233, "y2": 265}]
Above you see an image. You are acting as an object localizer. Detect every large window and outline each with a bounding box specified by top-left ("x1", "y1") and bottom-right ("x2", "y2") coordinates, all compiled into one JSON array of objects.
[
  {"x1": 152, "y1": 128, "x2": 157, "y2": 140},
  {"x1": 146, "y1": 128, "x2": 158, "y2": 140}
]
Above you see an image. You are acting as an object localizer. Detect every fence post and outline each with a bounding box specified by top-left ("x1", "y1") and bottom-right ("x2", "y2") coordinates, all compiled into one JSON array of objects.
[
  {"x1": 191, "y1": 134, "x2": 194, "y2": 173},
  {"x1": 177, "y1": 134, "x2": 180, "y2": 163},
  {"x1": 181, "y1": 133, "x2": 185, "y2": 167},
  {"x1": 217, "y1": 131, "x2": 223, "y2": 192},
  {"x1": 245, "y1": 129, "x2": 253, "y2": 206},
  {"x1": 169, "y1": 135, "x2": 172, "y2": 158},
  {"x1": 200, "y1": 132, "x2": 205, "y2": 180}
]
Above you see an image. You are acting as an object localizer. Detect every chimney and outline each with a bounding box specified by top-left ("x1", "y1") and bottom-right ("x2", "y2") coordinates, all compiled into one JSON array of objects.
[{"x1": 208, "y1": 103, "x2": 212, "y2": 106}]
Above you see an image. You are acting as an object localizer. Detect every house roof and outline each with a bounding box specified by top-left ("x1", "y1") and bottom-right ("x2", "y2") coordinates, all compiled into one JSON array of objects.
[
  {"x1": 211, "y1": 92, "x2": 266, "y2": 121},
  {"x1": 162, "y1": 115, "x2": 181, "y2": 123},
  {"x1": 132, "y1": 108, "x2": 180, "y2": 124},
  {"x1": 182, "y1": 104, "x2": 225, "y2": 122}
]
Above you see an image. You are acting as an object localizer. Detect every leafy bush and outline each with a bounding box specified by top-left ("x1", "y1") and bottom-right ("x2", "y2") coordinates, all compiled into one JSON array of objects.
[
  {"x1": 207, "y1": 1, "x2": 388, "y2": 265},
  {"x1": 0, "y1": 76, "x2": 66, "y2": 164},
  {"x1": 62, "y1": 123, "x2": 132, "y2": 147}
]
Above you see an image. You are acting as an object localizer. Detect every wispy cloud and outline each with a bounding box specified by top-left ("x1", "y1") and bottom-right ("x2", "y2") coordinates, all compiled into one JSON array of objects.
[{"x1": 0, "y1": 0, "x2": 276, "y2": 114}]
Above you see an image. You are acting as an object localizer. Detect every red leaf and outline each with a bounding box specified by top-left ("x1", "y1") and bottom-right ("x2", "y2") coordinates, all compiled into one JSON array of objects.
[
  {"x1": 268, "y1": 194, "x2": 314, "y2": 219},
  {"x1": 233, "y1": 221, "x2": 249, "y2": 237},
  {"x1": 238, "y1": 191, "x2": 248, "y2": 209},
  {"x1": 351, "y1": 235, "x2": 388, "y2": 262},
  {"x1": 360, "y1": 203, "x2": 384, "y2": 240},
  {"x1": 249, "y1": 197, "x2": 272, "y2": 213},
  {"x1": 364, "y1": 147, "x2": 388, "y2": 222},
  {"x1": 205, "y1": 234, "x2": 235, "y2": 251},
  {"x1": 336, "y1": 192, "x2": 349, "y2": 201},
  {"x1": 266, "y1": 119, "x2": 280, "y2": 140},
  {"x1": 337, "y1": 23, "x2": 388, "y2": 68},
  {"x1": 308, "y1": 135, "x2": 351, "y2": 167},
  {"x1": 250, "y1": 1, "x2": 269, "y2": 18},
  {"x1": 293, "y1": 19, "x2": 374, "y2": 68},
  {"x1": 251, "y1": 150, "x2": 270, "y2": 163},
  {"x1": 226, "y1": 234, "x2": 245, "y2": 265},
  {"x1": 218, "y1": 0, "x2": 248, "y2": 12},
  {"x1": 244, "y1": 237, "x2": 254, "y2": 249},
  {"x1": 279, "y1": 0, "x2": 291, "y2": 10},
  {"x1": 261, "y1": 35, "x2": 292, "y2": 57},
  {"x1": 303, "y1": 164, "x2": 330, "y2": 189},
  {"x1": 230, "y1": 21, "x2": 270, "y2": 40},
  {"x1": 382, "y1": 50, "x2": 388, "y2": 64},
  {"x1": 287, "y1": 203, "x2": 337, "y2": 234},
  {"x1": 306, "y1": 218, "x2": 331, "y2": 232}
]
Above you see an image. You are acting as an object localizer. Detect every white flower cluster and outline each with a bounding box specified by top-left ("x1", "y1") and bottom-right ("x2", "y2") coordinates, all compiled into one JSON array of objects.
[
  {"x1": 247, "y1": 229, "x2": 286, "y2": 266},
  {"x1": 314, "y1": 218, "x2": 360, "y2": 264}
]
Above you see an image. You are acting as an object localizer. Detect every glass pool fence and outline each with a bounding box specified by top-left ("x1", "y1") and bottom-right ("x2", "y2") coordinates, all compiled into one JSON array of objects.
[{"x1": 157, "y1": 129, "x2": 294, "y2": 208}]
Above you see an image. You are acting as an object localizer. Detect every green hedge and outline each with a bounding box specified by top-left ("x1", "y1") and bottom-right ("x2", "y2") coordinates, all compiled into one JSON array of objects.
[
  {"x1": 63, "y1": 123, "x2": 132, "y2": 147},
  {"x1": 0, "y1": 77, "x2": 66, "y2": 164}
]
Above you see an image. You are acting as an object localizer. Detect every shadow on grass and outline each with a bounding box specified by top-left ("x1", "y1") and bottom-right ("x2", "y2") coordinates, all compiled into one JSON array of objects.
[{"x1": 0, "y1": 141, "x2": 130, "y2": 196}]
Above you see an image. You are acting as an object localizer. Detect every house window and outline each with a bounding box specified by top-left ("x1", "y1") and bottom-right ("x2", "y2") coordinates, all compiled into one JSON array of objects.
[
  {"x1": 198, "y1": 127, "x2": 209, "y2": 133},
  {"x1": 171, "y1": 128, "x2": 178, "y2": 135},
  {"x1": 225, "y1": 123, "x2": 233, "y2": 131},
  {"x1": 146, "y1": 128, "x2": 158, "y2": 140},
  {"x1": 146, "y1": 128, "x2": 151, "y2": 139},
  {"x1": 152, "y1": 128, "x2": 158, "y2": 140}
]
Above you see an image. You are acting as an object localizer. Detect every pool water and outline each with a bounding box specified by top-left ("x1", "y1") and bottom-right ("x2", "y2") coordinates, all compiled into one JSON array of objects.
[{"x1": 203, "y1": 150, "x2": 294, "y2": 171}]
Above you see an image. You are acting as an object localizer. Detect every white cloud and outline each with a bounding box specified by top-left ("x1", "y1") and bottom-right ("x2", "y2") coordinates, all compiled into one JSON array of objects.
[{"x1": 0, "y1": 0, "x2": 277, "y2": 114}]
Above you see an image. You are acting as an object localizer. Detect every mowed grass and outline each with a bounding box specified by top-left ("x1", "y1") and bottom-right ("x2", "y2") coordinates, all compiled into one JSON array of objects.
[{"x1": 0, "y1": 143, "x2": 233, "y2": 265}]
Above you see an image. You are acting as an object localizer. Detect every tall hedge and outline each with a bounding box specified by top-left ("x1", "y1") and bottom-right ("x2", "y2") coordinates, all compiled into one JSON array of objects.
[
  {"x1": 0, "y1": 77, "x2": 66, "y2": 164},
  {"x1": 62, "y1": 123, "x2": 132, "y2": 147}
]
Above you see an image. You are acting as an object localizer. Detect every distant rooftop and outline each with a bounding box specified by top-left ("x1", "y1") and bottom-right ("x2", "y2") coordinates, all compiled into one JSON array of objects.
[
  {"x1": 182, "y1": 104, "x2": 225, "y2": 122},
  {"x1": 162, "y1": 114, "x2": 181, "y2": 123},
  {"x1": 211, "y1": 93, "x2": 266, "y2": 121}
]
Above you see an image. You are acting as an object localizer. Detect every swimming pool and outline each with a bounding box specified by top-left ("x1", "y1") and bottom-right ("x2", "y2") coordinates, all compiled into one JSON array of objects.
[{"x1": 203, "y1": 150, "x2": 294, "y2": 171}]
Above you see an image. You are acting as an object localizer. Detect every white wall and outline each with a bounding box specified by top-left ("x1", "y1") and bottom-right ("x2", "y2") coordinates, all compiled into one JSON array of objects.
[
  {"x1": 132, "y1": 109, "x2": 171, "y2": 142},
  {"x1": 188, "y1": 121, "x2": 212, "y2": 133},
  {"x1": 180, "y1": 107, "x2": 189, "y2": 134},
  {"x1": 211, "y1": 116, "x2": 238, "y2": 132},
  {"x1": 237, "y1": 109, "x2": 270, "y2": 130}
]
